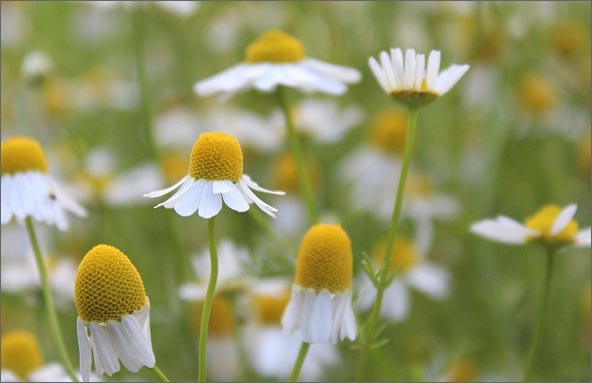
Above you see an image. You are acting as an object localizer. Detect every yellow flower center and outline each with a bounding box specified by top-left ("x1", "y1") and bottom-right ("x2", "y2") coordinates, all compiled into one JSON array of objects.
[
  {"x1": 74, "y1": 244, "x2": 147, "y2": 323},
  {"x1": 549, "y1": 22, "x2": 587, "y2": 59},
  {"x1": 518, "y1": 74, "x2": 557, "y2": 114},
  {"x1": 194, "y1": 296, "x2": 235, "y2": 337},
  {"x1": 254, "y1": 291, "x2": 291, "y2": 326},
  {"x1": 524, "y1": 205, "x2": 579, "y2": 243},
  {"x1": 272, "y1": 153, "x2": 319, "y2": 194},
  {"x1": 1, "y1": 330, "x2": 43, "y2": 379},
  {"x1": 370, "y1": 110, "x2": 409, "y2": 155},
  {"x1": 188, "y1": 132, "x2": 243, "y2": 182},
  {"x1": 295, "y1": 224, "x2": 352, "y2": 293},
  {"x1": 405, "y1": 174, "x2": 433, "y2": 198},
  {"x1": 1, "y1": 137, "x2": 48, "y2": 175},
  {"x1": 162, "y1": 151, "x2": 189, "y2": 184},
  {"x1": 245, "y1": 29, "x2": 306, "y2": 63},
  {"x1": 373, "y1": 237, "x2": 419, "y2": 274}
]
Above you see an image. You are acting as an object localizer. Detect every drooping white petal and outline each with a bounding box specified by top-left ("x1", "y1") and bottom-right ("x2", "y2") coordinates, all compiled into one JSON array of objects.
[
  {"x1": 405, "y1": 263, "x2": 450, "y2": 299},
  {"x1": 89, "y1": 322, "x2": 120, "y2": 376},
  {"x1": 120, "y1": 314, "x2": 156, "y2": 368},
  {"x1": 1, "y1": 175, "x2": 13, "y2": 224},
  {"x1": 198, "y1": 182, "x2": 223, "y2": 219},
  {"x1": 425, "y1": 50, "x2": 441, "y2": 91},
  {"x1": 237, "y1": 178, "x2": 278, "y2": 217},
  {"x1": 302, "y1": 58, "x2": 361, "y2": 83},
  {"x1": 470, "y1": 218, "x2": 532, "y2": 244},
  {"x1": 106, "y1": 321, "x2": 143, "y2": 373},
  {"x1": 77, "y1": 318, "x2": 92, "y2": 382},
  {"x1": 221, "y1": 183, "x2": 250, "y2": 213},
  {"x1": 173, "y1": 179, "x2": 206, "y2": 217},
  {"x1": 434, "y1": 64, "x2": 470, "y2": 95},
  {"x1": 282, "y1": 285, "x2": 303, "y2": 334},
  {"x1": 212, "y1": 180, "x2": 234, "y2": 194},
  {"x1": 575, "y1": 228, "x2": 591, "y2": 247},
  {"x1": 243, "y1": 175, "x2": 285, "y2": 195},
  {"x1": 143, "y1": 175, "x2": 189, "y2": 198},
  {"x1": 301, "y1": 289, "x2": 317, "y2": 342},
  {"x1": 155, "y1": 177, "x2": 196, "y2": 208},
  {"x1": 551, "y1": 204, "x2": 577, "y2": 236},
  {"x1": 342, "y1": 293, "x2": 357, "y2": 341},
  {"x1": 309, "y1": 290, "x2": 333, "y2": 343}
]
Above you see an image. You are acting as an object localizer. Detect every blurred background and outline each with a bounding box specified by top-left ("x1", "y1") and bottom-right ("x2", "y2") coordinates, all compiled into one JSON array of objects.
[{"x1": 1, "y1": 1, "x2": 590, "y2": 381}]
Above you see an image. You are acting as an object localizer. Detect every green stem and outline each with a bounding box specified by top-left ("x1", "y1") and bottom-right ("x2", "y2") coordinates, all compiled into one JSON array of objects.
[
  {"x1": 523, "y1": 247, "x2": 555, "y2": 381},
  {"x1": 149, "y1": 365, "x2": 170, "y2": 382},
  {"x1": 357, "y1": 107, "x2": 420, "y2": 379},
  {"x1": 25, "y1": 217, "x2": 78, "y2": 382},
  {"x1": 198, "y1": 218, "x2": 219, "y2": 382},
  {"x1": 289, "y1": 342, "x2": 310, "y2": 382},
  {"x1": 276, "y1": 86, "x2": 319, "y2": 224}
]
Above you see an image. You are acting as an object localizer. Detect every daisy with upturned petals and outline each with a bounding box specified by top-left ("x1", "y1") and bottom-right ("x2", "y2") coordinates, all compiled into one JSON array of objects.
[
  {"x1": 194, "y1": 29, "x2": 361, "y2": 98},
  {"x1": 368, "y1": 47, "x2": 469, "y2": 107},
  {"x1": 282, "y1": 224, "x2": 357, "y2": 344},
  {"x1": 144, "y1": 132, "x2": 284, "y2": 218},
  {"x1": 471, "y1": 203, "x2": 590, "y2": 248},
  {"x1": 75, "y1": 244, "x2": 158, "y2": 382},
  {"x1": 357, "y1": 237, "x2": 450, "y2": 322},
  {"x1": 1, "y1": 137, "x2": 86, "y2": 230}
]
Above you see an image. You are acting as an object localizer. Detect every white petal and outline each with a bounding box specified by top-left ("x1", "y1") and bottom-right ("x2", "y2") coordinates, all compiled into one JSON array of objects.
[
  {"x1": 9, "y1": 174, "x2": 24, "y2": 220},
  {"x1": 197, "y1": 182, "x2": 223, "y2": 219},
  {"x1": 221, "y1": 183, "x2": 250, "y2": 213},
  {"x1": 212, "y1": 180, "x2": 234, "y2": 194},
  {"x1": 243, "y1": 175, "x2": 285, "y2": 195},
  {"x1": 434, "y1": 64, "x2": 470, "y2": 95},
  {"x1": 194, "y1": 64, "x2": 253, "y2": 97},
  {"x1": 155, "y1": 177, "x2": 195, "y2": 208},
  {"x1": 425, "y1": 50, "x2": 441, "y2": 91},
  {"x1": 381, "y1": 280, "x2": 409, "y2": 322},
  {"x1": 368, "y1": 57, "x2": 390, "y2": 93},
  {"x1": 1, "y1": 175, "x2": 14, "y2": 224},
  {"x1": 413, "y1": 54, "x2": 425, "y2": 91},
  {"x1": 390, "y1": 48, "x2": 405, "y2": 87},
  {"x1": 301, "y1": 289, "x2": 318, "y2": 343},
  {"x1": 380, "y1": 51, "x2": 397, "y2": 90},
  {"x1": 310, "y1": 290, "x2": 333, "y2": 344},
  {"x1": 406, "y1": 263, "x2": 450, "y2": 299},
  {"x1": 106, "y1": 321, "x2": 143, "y2": 373},
  {"x1": 282, "y1": 286, "x2": 303, "y2": 334},
  {"x1": 121, "y1": 315, "x2": 155, "y2": 368},
  {"x1": 342, "y1": 293, "x2": 357, "y2": 341},
  {"x1": 173, "y1": 179, "x2": 206, "y2": 217},
  {"x1": 143, "y1": 175, "x2": 189, "y2": 198},
  {"x1": 178, "y1": 283, "x2": 206, "y2": 301},
  {"x1": 575, "y1": 228, "x2": 591, "y2": 247},
  {"x1": 237, "y1": 179, "x2": 278, "y2": 217},
  {"x1": 89, "y1": 322, "x2": 120, "y2": 376},
  {"x1": 551, "y1": 204, "x2": 577, "y2": 236},
  {"x1": 77, "y1": 318, "x2": 92, "y2": 382},
  {"x1": 403, "y1": 49, "x2": 416, "y2": 89},
  {"x1": 302, "y1": 58, "x2": 361, "y2": 83},
  {"x1": 470, "y1": 218, "x2": 532, "y2": 244}
]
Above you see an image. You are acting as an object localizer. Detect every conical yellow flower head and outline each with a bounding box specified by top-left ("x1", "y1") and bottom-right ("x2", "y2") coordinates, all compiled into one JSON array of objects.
[
  {"x1": 1, "y1": 330, "x2": 43, "y2": 379},
  {"x1": 1, "y1": 137, "x2": 48, "y2": 175},
  {"x1": 75, "y1": 244, "x2": 147, "y2": 323},
  {"x1": 255, "y1": 291, "x2": 291, "y2": 326},
  {"x1": 245, "y1": 29, "x2": 306, "y2": 63},
  {"x1": 524, "y1": 205, "x2": 579, "y2": 243},
  {"x1": 373, "y1": 237, "x2": 418, "y2": 274},
  {"x1": 370, "y1": 110, "x2": 408, "y2": 155},
  {"x1": 195, "y1": 296, "x2": 235, "y2": 337},
  {"x1": 272, "y1": 153, "x2": 319, "y2": 194},
  {"x1": 189, "y1": 132, "x2": 243, "y2": 182},
  {"x1": 295, "y1": 224, "x2": 353, "y2": 293}
]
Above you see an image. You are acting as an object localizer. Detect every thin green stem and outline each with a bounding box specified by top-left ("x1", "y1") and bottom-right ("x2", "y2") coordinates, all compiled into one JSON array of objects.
[
  {"x1": 149, "y1": 365, "x2": 170, "y2": 382},
  {"x1": 276, "y1": 86, "x2": 319, "y2": 224},
  {"x1": 523, "y1": 247, "x2": 555, "y2": 381},
  {"x1": 357, "y1": 107, "x2": 420, "y2": 379},
  {"x1": 25, "y1": 217, "x2": 78, "y2": 382},
  {"x1": 198, "y1": 218, "x2": 219, "y2": 382},
  {"x1": 289, "y1": 342, "x2": 310, "y2": 382}
]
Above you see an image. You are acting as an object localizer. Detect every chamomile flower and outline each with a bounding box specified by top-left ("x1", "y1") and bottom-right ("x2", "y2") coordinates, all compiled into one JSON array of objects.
[
  {"x1": 179, "y1": 239, "x2": 250, "y2": 302},
  {"x1": 21, "y1": 51, "x2": 53, "y2": 86},
  {"x1": 144, "y1": 132, "x2": 284, "y2": 218},
  {"x1": 1, "y1": 137, "x2": 86, "y2": 230},
  {"x1": 74, "y1": 244, "x2": 155, "y2": 381},
  {"x1": 194, "y1": 29, "x2": 361, "y2": 98},
  {"x1": 357, "y1": 237, "x2": 450, "y2": 322},
  {"x1": 471, "y1": 203, "x2": 591, "y2": 248},
  {"x1": 245, "y1": 279, "x2": 339, "y2": 380},
  {"x1": 368, "y1": 48, "x2": 469, "y2": 107},
  {"x1": 282, "y1": 224, "x2": 357, "y2": 344},
  {"x1": 1, "y1": 330, "x2": 82, "y2": 382}
]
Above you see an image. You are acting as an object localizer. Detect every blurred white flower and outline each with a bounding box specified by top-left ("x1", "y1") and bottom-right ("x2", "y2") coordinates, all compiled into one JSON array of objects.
[
  {"x1": 154, "y1": 107, "x2": 201, "y2": 150},
  {"x1": 21, "y1": 51, "x2": 53, "y2": 85},
  {"x1": 154, "y1": 1, "x2": 199, "y2": 16},
  {"x1": 357, "y1": 237, "x2": 450, "y2": 322}
]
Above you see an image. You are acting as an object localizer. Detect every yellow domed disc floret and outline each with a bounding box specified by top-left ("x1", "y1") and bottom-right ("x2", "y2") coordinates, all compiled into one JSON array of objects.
[
  {"x1": 75, "y1": 244, "x2": 147, "y2": 323},
  {"x1": 194, "y1": 296, "x2": 235, "y2": 337},
  {"x1": 373, "y1": 237, "x2": 419, "y2": 274},
  {"x1": 245, "y1": 29, "x2": 306, "y2": 63},
  {"x1": 1, "y1": 137, "x2": 48, "y2": 175},
  {"x1": 295, "y1": 224, "x2": 353, "y2": 293},
  {"x1": 524, "y1": 205, "x2": 579, "y2": 243},
  {"x1": 1, "y1": 330, "x2": 43, "y2": 379},
  {"x1": 255, "y1": 291, "x2": 291, "y2": 326},
  {"x1": 370, "y1": 110, "x2": 408, "y2": 155},
  {"x1": 189, "y1": 132, "x2": 244, "y2": 182}
]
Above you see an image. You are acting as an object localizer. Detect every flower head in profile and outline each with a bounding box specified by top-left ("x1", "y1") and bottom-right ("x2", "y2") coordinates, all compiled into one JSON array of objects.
[
  {"x1": 1, "y1": 136, "x2": 86, "y2": 230},
  {"x1": 282, "y1": 224, "x2": 356, "y2": 344},
  {"x1": 75, "y1": 244, "x2": 155, "y2": 381},
  {"x1": 194, "y1": 29, "x2": 361, "y2": 98},
  {"x1": 144, "y1": 132, "x2": 284, "y2": 218},
  {"x1": 471, "y1": 203, "x2": 590, "y2": 248},
  {"x1": 1, "y1": 330, "x2": 77, "y2": 382},
  {"x1": 368, "y1": 48, "x2": 469, "y2": 108}
]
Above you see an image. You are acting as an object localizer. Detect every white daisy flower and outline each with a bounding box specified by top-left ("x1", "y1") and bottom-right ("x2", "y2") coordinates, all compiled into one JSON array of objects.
[
  {"x1": 282, "y1": 225, "x2": 357, "y2": 344},
  {"x1": 244, "y1": 278, "x2": 339, "y2": 380},
  {"x1": 178, "y1": 239, "x2": 251, "y2": 301},
  {"x1": 0, "y1": 330, "x2": 95, "y2": 382},
  {"x1": 153, "y1": 1, "x2": 199, "y2": 16},
  {"x1": 74, "y1": 244, "x2": 156, "y2": 382},
  {"x1": 144, "y1": 132, "x2": 285, "y2": 219},
  {"x1": 1, "y1": 137, "x2": 86, "y2": 231},
  {"x1": 368, "y1": 47, "x2": 469, "y2": 107},
  {"x1": 21, "y1": 51, "x2": 53, "y2": 85},
  {"x1": 194, "y1": 29, "x2": 361, "y2": 98},
  {"x1": 357, "y1": 237, "x2": 450, "y2": 322},
  {"x1": 471, "y1": 203, "x2": 591, "y2": 247}
]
